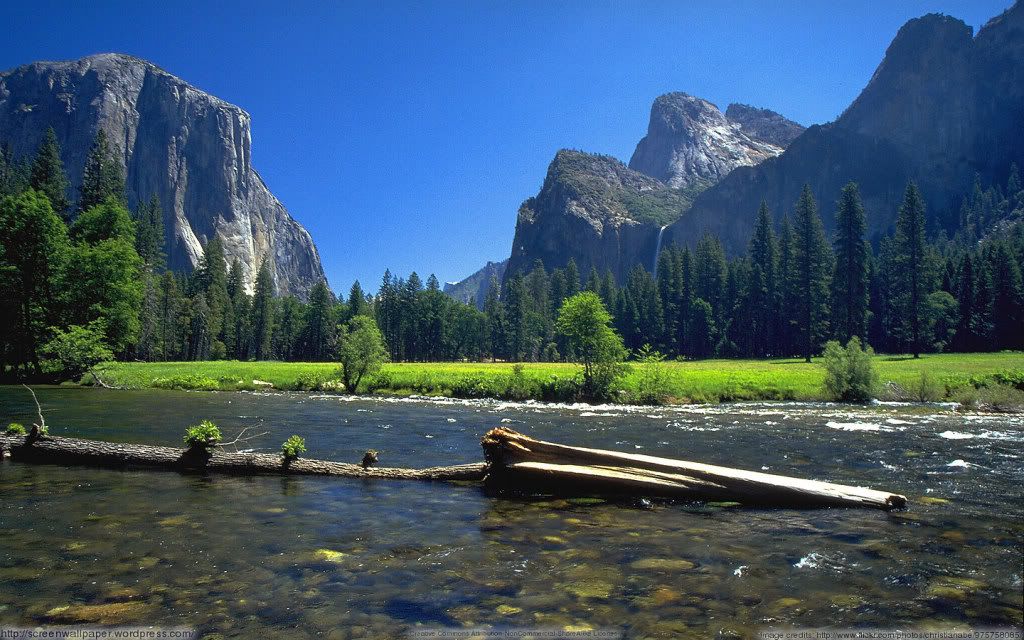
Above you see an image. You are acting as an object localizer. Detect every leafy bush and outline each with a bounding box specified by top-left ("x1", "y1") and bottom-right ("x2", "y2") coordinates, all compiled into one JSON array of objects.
[
  {"x1": 821, "y1": 337, "x2": 878, "y2": 402},
  {"x1": 153, "y1": 374, "x2": 220, "y2": 391},
  {"x1": 6, "y1": 422, "x2": 26, "y2": 435},
  {"x1": 281, "y1": 435, "x2": 307, "y2": 459},
  {"x1": 183, "y1": 420, "x2": 222, "y2": 449},
  {"x1": 907, "y1": 371, "x2": 946, "y2": 402},
  {"x1": 40, "y1": 321, "x2": 113, "y2": 381},
  {"x1": 633, "y1": 345, "x2": 670, "y2": 405}
]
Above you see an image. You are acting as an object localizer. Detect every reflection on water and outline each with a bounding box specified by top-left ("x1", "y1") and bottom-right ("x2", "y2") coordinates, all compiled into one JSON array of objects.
[{"x1": 1, "y1": 387, "x2": 1022, "y2": 638}]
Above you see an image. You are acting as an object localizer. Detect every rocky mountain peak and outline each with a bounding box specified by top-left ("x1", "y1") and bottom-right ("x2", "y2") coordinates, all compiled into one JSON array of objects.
[
  {"x1": 0, "y1": 53, "x2": 325, "y2": 298},
  {"x1": 724, "y1": 103, "x2": 805, "y2": 148},
  {"x1": 628, "y1": 92, "x2": 785, "y2": 189}
]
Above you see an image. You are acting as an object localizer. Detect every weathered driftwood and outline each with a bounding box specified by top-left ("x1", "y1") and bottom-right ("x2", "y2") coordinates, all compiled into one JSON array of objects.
[
  {"x1": 481, "y1": 427, "x2": 907, "y2": 510},
  {"x1": 0, "y1": 434, "x2": 487, "y2": 481}
]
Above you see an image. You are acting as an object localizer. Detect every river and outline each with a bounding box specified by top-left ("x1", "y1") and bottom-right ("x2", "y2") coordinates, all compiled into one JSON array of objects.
[{"x1": 1, "y1": 387, "x2": 1022, "y2": 638}]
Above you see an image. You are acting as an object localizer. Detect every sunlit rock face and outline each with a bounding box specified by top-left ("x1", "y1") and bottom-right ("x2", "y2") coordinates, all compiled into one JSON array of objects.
[
  {"x1": 0, "y1": 53, "x2": 326, "y2": 298},
  {"x1": 628, "y1": 92, "x2": 788, "y2": 190}
]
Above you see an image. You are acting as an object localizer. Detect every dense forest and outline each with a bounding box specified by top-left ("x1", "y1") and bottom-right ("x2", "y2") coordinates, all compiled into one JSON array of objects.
[{"x1": 0, "y1": 129, "x2": 1022, "y2": 379}]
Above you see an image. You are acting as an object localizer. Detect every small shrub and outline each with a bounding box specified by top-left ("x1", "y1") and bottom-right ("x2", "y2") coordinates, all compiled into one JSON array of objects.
[
  {"x1": 978, "y1": 384, "x2": 1024, "y2": 413},
  {"x1": 633, "y1": 345, "x2": 670, "y2": 405},
  {"x1": 6, "y1": 422, "x2": 26, "y2": 436},
  {"x1": 183, "y1": 420, "x2": 222, "y2": 449},
  {"x1": 953, "y1": 385, "x2": 980, "y2": 410},
  {"x1": 153, "y1": 375, "x2": 220, "y2": 391},
  {"x1": 907, "y1": 371, "x2": 945, "y2": 402},
  {"x1": 281, "y1": 435, "x2": 307, "y2": 460},
  {"x1": 821, "y1": 337, "x2": 878, "y2": 402},
  {"x1": 293, "y1": 371, "x2": 340, "y2": 392}
]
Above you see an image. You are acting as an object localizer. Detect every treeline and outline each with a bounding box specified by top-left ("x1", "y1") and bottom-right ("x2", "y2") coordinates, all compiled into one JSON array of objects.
[
  {"x1": 2, "y1": 124, "x2": 1021, "y2": 376},
  {"x1": 487, "y1": 175, "x2": 1024, "y2": 363}
]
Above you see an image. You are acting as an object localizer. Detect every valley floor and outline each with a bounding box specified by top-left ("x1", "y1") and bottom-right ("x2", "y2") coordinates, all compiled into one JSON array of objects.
[{"x1": 93, "y1": 352, "x2": 1023, "y2": 405}]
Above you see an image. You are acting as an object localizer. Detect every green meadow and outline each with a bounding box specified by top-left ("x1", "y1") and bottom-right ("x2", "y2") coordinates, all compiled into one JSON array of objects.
[{"x1": 93, "y1": 352, "x2": 1023, "y2": 404}]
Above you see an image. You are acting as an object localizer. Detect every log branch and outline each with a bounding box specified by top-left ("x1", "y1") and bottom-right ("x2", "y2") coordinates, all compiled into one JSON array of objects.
[{"x1": 0, "y1": 433, "x2": 487, "y2": 481}]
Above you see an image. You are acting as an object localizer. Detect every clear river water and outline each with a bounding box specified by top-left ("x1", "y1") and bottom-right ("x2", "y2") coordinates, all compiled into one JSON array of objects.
[{"x1": 1, "y1": 387, "x2": 1022, "y2": 638}]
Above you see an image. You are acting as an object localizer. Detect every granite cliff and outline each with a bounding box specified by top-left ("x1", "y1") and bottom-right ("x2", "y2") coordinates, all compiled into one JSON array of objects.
[
  {"x1": 0, "y1": 53, "x2": 325, "y2": 298},
  {"x1": 666, "y1": 2, "x2": 1024, "y2": 253}
]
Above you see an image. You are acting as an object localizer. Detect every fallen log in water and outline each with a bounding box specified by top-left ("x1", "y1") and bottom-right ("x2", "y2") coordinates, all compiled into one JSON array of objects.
[
  {"x1": 0, "y1": 434, "x2": 487, "y2": 481},
  {"x1": 481, "y1": 427, "x2": 907, "y2": 510},
  {"x1": 0, "y1": 428, "x2": 908, "y2": 509}
]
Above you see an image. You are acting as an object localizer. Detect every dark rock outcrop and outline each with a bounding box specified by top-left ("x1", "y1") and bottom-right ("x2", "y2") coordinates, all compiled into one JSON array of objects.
[
  {"x1": 627, "y1": 92, "x2": 786, "y2": 189},
  {"x1": 0, "y1": 53, "x2": 325, "y2": 298},
  {"x1": 504, "y1": 150, "x2": 696, "y2": 283},
  {"x1": 443, "y1": 259, "x2": 507, "y2": 308},
  {"x1": 667, "y1": 3, "x2": 1024, "y2": 254},
  {"x1": 724, "y1": 103, "x2": 805, "y2": 148}
]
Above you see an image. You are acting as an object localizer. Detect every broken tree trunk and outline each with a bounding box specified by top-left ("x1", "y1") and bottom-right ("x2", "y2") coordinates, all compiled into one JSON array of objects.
[
  {"x1": 0, "y1": 434, "x2": 487, "y2": 481},
  {"x1": 481, "y1": 427, "x2": 907, "y2": 510}
]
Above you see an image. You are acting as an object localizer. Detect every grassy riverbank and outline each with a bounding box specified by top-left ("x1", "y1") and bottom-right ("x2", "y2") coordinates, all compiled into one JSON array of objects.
[{"x1": 92, "y1": 352, "x2": 1023, "y2": 404}]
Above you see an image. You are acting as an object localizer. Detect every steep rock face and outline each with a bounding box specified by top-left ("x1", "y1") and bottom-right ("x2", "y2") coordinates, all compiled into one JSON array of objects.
[
  {"x1": 0, "y1": 53, "x2": 325, "y2": 298},
  {"x1": 667, "y1": 3, "x2": 1024, "y2": 254},
  {"x1": 443, "y1": 259, "x2": 507, "y2": 308},
  {"x1": 505, "y1": 150, "x2": 694, "y2": 283},
  {"x1": 628, "y1": 93, "x2": 786, "y2": 189},
  {"x1": 724, "y1": 103, "x2": 805, "y2": 147}
]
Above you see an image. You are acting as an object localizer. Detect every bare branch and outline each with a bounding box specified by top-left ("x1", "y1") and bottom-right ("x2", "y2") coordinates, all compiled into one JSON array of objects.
[
  {"x1": 22, "y1": 385, "x2": 46, "y2": 432},
  {"x1": 220, "y1": 426, "x2": 270, "y2": 451}
]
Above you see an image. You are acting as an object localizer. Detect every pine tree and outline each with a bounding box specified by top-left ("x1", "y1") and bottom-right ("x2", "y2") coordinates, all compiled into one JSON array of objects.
[
  {"x1": 564, "y1": 258, "x2": 581, "y2": 298},
  {"x1": 300, "y1": 280, "x2": 336, "y2": 360},
  {"x1": 954, "y1": 253, "x2": 976, "y2": 351},
  {"x1": 792, "y1": 185, "x2": 833, "y2": 362},
  {"x1": 78, "y1": 129, "x2": 125, "y2": 212},
  {"x1": 483, "y1": 274, "x2": 506, "y2": 361},
  {"x1": 988, "y1": 242, "x2": 1024, "y2": 349},
  {"x1": 747, "y1": 202, "x2": 779, "y2": 356},
  {"x1": 134, "y1": 195, "x2": 165, "y2": 271},
  {"x1": 694, "y1": 233, "x2": 727, "y2": 324},
  {"x1": 158, "y1": 271, "x2": 184, "y2": 360},
  {"x1": 893, "y1": 182, "x2": 929, "y2": 358},
  {"x1": 29, "y1": 128, "x2": 70, "y2": 219},
  {"x1": 504, "y1": 273, "x2": 528, "y2": 361},
  {"x1": 250, "y1": 261, "x2": 275, "y2": 359},
  {"x1": 830, "y1": 182, "x2": 870, "y2": 343},
  {"x1": 347, "y1": 280, "x2": 367, "y2": 318}
]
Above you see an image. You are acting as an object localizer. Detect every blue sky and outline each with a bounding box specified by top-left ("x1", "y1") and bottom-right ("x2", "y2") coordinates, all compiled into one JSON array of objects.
[{"x1": 0, "y1": 1, "x2": 1011, "y2": 293}]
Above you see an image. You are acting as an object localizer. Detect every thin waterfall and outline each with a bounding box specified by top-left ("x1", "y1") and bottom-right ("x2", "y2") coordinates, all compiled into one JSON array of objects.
[{"x1": 652, "y1": 225, "x2": 668, "y2": 277}]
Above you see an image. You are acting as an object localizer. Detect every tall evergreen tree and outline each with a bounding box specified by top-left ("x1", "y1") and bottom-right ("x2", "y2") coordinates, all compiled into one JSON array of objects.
[
  {"x1": 791, "y1": 185, "x2": 833, "y2": 362},
  {"x1": 988, "y1": 242, "x2": 1024, "y2": 349},
  {"x1": 134, "y1": 195, "x2": 165, "y2": 271},
  {"x1": 893, "y1": 182, "x2": 929, "y2": 358},
  {"x1": 300, "y1": 280, "x2": 336, "y2": 360},
  {"x1": 29, "y1": 128, "x2": 70, "y2": 219},
  {"x1": 746, "y1": 202, "x2": 779, "y2": 356},
  {"x1": 830, "y1": 182, "x2": 870, "y2": 343},
  {"x1": 78, "y1": 129, "x2": 125, "y2": 212},
  {"x1": 347, "y1": 280, "x2": 367, "y2": 318},
  {"x1": 250, "y1": 261, "x2": 275, "y2": 359},
  {"x1": 483, "y1": 274, "x2": 506, "y2": 361}
]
